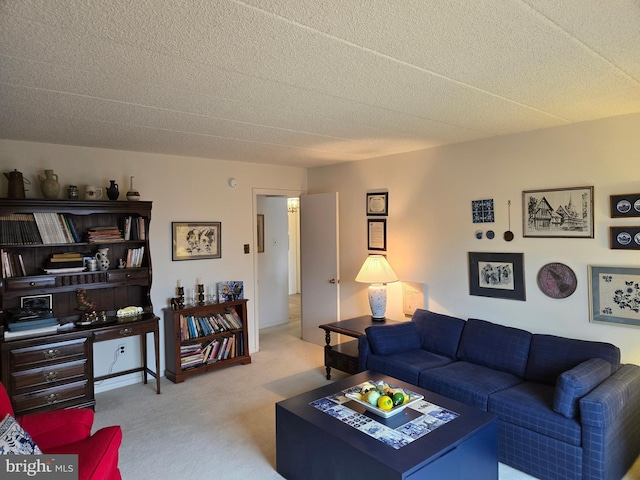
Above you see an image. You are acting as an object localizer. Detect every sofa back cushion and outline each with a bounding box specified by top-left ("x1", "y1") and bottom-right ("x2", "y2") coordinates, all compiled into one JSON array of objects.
[
  {"x1": 411, "y1": 309, "x2": 465, "y2": 359},
  {"x1": 525, "y1": 334, "x2": 620, "y2": 385},
  {"x1": 553, "y1": 358, "x2": 612, "y2": 418},
  {"x1": 457, "y1": 318, "x2": 532, "y2": 377},
  {"x1": 366, "y1": 322, "x2": 421, "y2": 355}
]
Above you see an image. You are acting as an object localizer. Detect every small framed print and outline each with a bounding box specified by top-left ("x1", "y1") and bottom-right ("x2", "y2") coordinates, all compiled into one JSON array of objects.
[
  {"x1": 20, "y1": 294, "x2": 52, "y2": 310},
  {"x1": 172, "y1": 222, "x2": 221, "y2": 260},
  {"x1": 610, "y1": 227, "x2": 640, "y2": 250},
  {"x1": 366, "y1": 192, "x2": 388, "y2": 216},
  {"x1": 367, "y1": 219, "x2": 387, "y2": 251},
  {"x1": 610, "y1": 193, "x2": 640, "y2": 218},
  {"x1": 468, "y1": 252, "x2": 526, "y2": 301}
]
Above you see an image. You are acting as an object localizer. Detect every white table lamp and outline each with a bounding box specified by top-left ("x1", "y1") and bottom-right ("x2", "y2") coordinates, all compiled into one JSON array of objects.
[{"x1": 355, "y1": 255, "x2": 398, "y2": 321}]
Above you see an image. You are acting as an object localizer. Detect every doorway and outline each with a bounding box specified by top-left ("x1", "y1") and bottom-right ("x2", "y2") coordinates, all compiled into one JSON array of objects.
[{"x1": 254, "y1": 190, "x2": 302, "y2": 352}]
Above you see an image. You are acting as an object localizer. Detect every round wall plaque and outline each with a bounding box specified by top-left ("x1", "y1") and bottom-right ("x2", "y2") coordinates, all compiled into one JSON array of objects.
[{"x1": 537, "y1": 263, "x2": 577, "y2": 299}]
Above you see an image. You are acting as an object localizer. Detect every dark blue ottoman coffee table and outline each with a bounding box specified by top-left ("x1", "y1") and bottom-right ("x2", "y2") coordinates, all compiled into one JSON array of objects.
[{"x1": 276, "y1": 371, "x2": 497, "y2": 480}]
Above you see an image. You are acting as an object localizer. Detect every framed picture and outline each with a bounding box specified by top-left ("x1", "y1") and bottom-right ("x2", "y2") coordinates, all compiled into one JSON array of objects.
[
  {"x1": 523, "y1": 186, "x2": 594, "y2": 238},
  {"x1": 257, "y1": 214, "x2": 265, "y2": 253},
  {"x1": 610, "y1": 193, "x2": 640, "y2": 218},
  {"x1": 468, "y1": 252, "x2": 526, "y2": 301},
  {"x1": 172, "y1": 222, "x2": 221, "y2": 261},
  {"x1": 366, "y1": 192, "x2": 388, "y2": 216},
  {"x1": 367, "y1": 219, "x2": 387, "y2": 251},
  {"x1": 588, "y1": 265, "x2": 640, "y2": 327},
  {"x1": 20, "y1": 294, "x2": 52, "y2": 310},
  {"x1": 610, "y1": 227, "x2": 640, "y2": 250}
]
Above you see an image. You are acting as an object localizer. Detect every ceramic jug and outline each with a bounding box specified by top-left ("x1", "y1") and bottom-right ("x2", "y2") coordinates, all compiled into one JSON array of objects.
[
  {"x1": 4, "y1": 169, "x2": 29, "y2": 199},
  {"x1": 106, "y1": 180, "x2": 119, "y2": 200},
  {"x1": 95, "y1": 248, "x2": 110, "y2": 271},
  {"x1": 38, "y1": 169, "x2": 60, "y2": 199}
]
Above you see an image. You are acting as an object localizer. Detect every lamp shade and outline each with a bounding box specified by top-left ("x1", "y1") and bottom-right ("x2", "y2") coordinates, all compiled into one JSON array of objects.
[{"x1": 355, "y1": 255, "x2": 398, "y2": 284}]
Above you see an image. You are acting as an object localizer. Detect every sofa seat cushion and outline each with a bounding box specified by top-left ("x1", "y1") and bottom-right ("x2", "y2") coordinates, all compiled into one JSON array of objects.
[
  {"x1": 418, "y1": 361, "x2": 523, "y2": 410},
  {"x1": 411, "y1": 309, "x2": 465, "y2": 358},
  {"x1": 489, "y1": 382, "x2": 581, "y2": 446},
  {"x1": 365, "y1": 322, "x2": 420, "y2": 355},
  {"x1": 553, "y1": 358, "x2": 612, "y2": 418},
  {"x1": 525, "y1": 334, "x2": 620, "y2": 385},
  {"x1": 458, "y1": 318, "x2": 532, "y2": 377},
  {"x1": 367, "y1": 349, "x2": 454, "y2": 385}
]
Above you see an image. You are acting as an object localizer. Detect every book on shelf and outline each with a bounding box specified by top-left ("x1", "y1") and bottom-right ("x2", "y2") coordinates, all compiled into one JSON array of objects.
[
  {"x1": 87, "y1": 226, "x2": 124, "y2": 243},
  {"x1": 0, "y1": 213, "x2": 43, "y2": 245},
  {"x1": 1, "y1": 250, "x2": 27, "y2": 278},
  {"x1": 121, "y1": 216, "x2": 147, "y2": 241},
  {"x1": 3, "y1": 324, "x2": 60, "y2": 340},
  {"x1": 125, "y1": 246, "x2": 144, "y2": 268}
]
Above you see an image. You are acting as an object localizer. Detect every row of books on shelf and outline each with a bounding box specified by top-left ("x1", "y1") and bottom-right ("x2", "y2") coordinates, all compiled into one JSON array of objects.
[
  {"x1": 179, "y1": 308, "x2": 243, "y2": 341},
  {"x1": 180, "y1": 335, "x2": 240, "y2": 369},
  {"x1": 121, "y1": 216, "x2": 146, "y2": 241},
  {"x1": 126, "y1": 246, "x2": 145, "y2": 268},
  {"x1": 0, "y1": 213, "x2": 81, "y2": 245},
  {"x1": 0, "y1": 213, "x2": 147, "y2": 246},
  {"x1": 1, "y1": 249, "x2": 26, "y2": 278}
]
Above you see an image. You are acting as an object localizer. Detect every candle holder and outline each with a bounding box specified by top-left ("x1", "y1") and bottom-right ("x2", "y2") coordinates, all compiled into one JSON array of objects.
[
  {"x1": 197, "y1": 284, "x2": 205, "y2": 305},
  {"x1": 177, "y1": 286, "x2": 185, "y2": 309}
]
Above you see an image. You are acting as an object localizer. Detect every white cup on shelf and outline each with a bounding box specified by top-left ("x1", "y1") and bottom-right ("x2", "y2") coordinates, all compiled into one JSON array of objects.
[{"x1": 85, "y1": 186, "x2": 103, "y2": 200}]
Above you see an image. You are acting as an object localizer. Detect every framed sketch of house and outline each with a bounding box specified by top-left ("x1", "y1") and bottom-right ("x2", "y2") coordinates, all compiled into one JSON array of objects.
[{"x1": 523, "y1": 186, "x2": 594, "y2": 238}]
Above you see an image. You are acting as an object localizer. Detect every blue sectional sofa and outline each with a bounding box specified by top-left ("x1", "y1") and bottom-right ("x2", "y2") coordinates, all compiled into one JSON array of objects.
[{"x1": 357, "y1": 309, "x2": 640, "y2": 480}]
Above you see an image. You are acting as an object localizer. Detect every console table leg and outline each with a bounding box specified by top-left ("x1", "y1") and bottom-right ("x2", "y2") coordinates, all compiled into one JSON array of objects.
[{"x1": 325, "y1": 366, "x2": 331, "y2": 380}]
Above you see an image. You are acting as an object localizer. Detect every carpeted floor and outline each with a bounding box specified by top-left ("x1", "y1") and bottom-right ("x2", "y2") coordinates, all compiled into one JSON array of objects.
[{"x1": 93, "y1": 299, "x2": 640, "y2": 479}]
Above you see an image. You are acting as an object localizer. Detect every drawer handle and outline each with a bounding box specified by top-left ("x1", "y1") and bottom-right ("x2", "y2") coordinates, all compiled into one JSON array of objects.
[
  {"x1": 43, "y1": 349, "x2": 60, "y2": 359},
  {"x1": 126, "y1": 273, "x2": 131, "y2": 278},
  {"x1": 30, "y1": 281, "x2": 36, "y2": 286},
  {"x1": 119, "y1": 328, "x2": 133, "y2": 336},
  {"x1": 45, "y1": 393, "x2": 61, "y2": 404},
  {"x1": 43, "y1": 371, "x2": 59, "y2": 382}
]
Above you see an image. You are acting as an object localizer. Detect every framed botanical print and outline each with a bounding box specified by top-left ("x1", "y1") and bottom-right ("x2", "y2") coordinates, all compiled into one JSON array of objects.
[{"x1": 588, "y1": 265, "x2": 640, "y2": 327}]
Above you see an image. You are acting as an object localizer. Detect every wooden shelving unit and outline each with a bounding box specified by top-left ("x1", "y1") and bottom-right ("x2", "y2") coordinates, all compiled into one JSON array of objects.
[{"x1": 163, "y1": 299, "x2": 251, "y2": 383}]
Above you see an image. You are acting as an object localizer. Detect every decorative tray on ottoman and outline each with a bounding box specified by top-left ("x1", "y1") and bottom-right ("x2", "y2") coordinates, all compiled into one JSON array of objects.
[{"x1": 345, "y1": 381, "x2": 424, "y2": 418}]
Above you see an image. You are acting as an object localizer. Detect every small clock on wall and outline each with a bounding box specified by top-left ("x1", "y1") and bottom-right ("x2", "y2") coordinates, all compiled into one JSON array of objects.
[{"x1": 537, "y1": 263, "x2": 577, "y2": 299}]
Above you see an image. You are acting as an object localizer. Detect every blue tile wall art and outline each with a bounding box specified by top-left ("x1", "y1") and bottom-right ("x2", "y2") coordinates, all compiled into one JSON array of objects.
[{"x1": 472, "y1": 199, "x2": 495, "y2": 223}]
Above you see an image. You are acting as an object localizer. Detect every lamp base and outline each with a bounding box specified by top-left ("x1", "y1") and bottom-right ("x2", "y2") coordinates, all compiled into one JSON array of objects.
[
  {"x1": 371, "y1": 316, "x2": 386, "y2": 322},
  {"x1": 368, "y1": 284, "x2": 388, "y2": 320}
]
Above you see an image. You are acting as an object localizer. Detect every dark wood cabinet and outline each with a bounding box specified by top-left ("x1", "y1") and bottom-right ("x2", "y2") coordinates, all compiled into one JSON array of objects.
[
  {"x1": 163, "y1": 299, "x2": 251, "y2": 383},
  {"x1": 0, "y1": 199, "x2": 160, "y2": 415}
]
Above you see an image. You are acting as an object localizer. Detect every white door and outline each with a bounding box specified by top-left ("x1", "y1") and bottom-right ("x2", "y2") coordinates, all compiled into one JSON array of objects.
[{"x1": 300, "y1": 192, "x2": 340, "y2": 345}]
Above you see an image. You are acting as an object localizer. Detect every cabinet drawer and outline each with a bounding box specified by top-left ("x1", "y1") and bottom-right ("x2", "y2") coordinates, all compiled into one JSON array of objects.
[
  {"x1": 9, "y1": 338, "x2": 88, "y2": 371},
  {"x1": 106, "y1": 269, "x2": 148, "y2": 284},
  {"x1": 12, "y1": 381, "x2": 90, "y2": 414},
  {"x1": 93, "y1": 322, "x2": 151, "y2": 342},
  {"x1": 4, "y1": 276, "x2": 56, "y2": 291},
  {"x1": 11, "y1": 359, "x2": 88, "y2": 393}
]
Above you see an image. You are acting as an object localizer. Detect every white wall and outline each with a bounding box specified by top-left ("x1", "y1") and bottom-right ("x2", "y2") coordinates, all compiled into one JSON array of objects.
[
  {"x1": 308, "y1": 113, "x2": 640, "y2": 365},
  {"x1": 0, "y1": 140, "x2": 307, "y2": 391}
]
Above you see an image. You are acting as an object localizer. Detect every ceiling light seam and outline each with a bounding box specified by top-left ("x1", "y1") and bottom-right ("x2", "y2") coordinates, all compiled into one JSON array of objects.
[
  {"x1": 13, "y1": 109, "x2": 370, "y2": 157},
  {"x1": 2, "y1": 16, "x2": 489, "y2": 134},
  {"x1": 0, "y1": 81, "x2": 424, "y2": 147},
  {"x1": 519, "y1": 0, "x2": 640, "y2": 85},
  {"x1": 233, "y1": 0, "x2": 572, "y2": 122}
]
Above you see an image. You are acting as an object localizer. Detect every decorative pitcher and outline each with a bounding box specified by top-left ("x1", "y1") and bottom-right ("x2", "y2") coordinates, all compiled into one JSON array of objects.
[
  {"x1": 4, "y1": 169, "x2": 30, "y2": 199},
  {"x1": 95, "y1": 248, "x2": 110, "y2": 271},
  {"x1": 106, "y1": 180, "x2": 119, "y2": 200},
  {"x1": 38, "y1": 169, "x2": 60, "y2": 199}
]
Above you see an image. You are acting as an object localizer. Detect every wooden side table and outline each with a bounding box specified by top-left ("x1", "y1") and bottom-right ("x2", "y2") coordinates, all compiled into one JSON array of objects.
[{"x1": 318, "y1": 315, "x2": 400, "y2": 379}]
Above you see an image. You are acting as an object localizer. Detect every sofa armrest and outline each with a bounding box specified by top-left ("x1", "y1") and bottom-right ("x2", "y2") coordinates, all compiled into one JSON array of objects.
[
  {"x1": 19, "y1": 408, "x2": 94, "y2": 450},
  {"x1": 579, "y1": 364, "x2": 640, "y2": 479},
  {"x1": 357, "y1": 334, "x2": 372, "y2": 372}
]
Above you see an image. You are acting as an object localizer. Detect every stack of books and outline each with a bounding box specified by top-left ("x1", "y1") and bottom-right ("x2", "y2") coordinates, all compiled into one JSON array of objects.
[
  {"x1": 43, "y1": 252, "x2": 85, "y2": 274},
  {"x1": 87, "y1": 226, "x2": 124, "y2": 243},
  {"x1": 4, "y1": 310, "x2": 59, "y2": 339}
]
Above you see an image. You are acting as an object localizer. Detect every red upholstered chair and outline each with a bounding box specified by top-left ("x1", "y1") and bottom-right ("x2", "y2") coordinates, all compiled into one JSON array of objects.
[{"x1": 0, "y1": 382, "x2": 122, "y2": 480}]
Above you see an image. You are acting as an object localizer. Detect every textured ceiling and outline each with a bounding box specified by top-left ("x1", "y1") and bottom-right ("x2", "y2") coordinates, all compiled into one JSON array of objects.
[{"x1": 1, "y1": 1, "x2": 639, "y2": 168}]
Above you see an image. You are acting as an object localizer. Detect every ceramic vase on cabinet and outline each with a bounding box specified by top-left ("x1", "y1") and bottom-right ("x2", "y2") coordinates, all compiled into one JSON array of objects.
[
  {"x1": 38, "y1": 169, "x2": 60, "y2": 199},
  {"x1": 126, "y1": 176, "x2": 140, "y2": 201},
  {"x1": 106, "y1": 180, "x2": 119, "y2": 200},
  {"x1": 96, "y1": 248, "x2": 110, "y2": 271}
]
